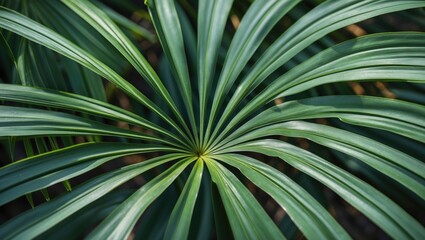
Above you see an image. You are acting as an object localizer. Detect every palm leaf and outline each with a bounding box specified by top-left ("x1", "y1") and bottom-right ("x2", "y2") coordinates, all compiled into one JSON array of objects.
[
  {"x1": 219, "y1": 95, "x2": 425, "y2": 146},
  {"x1": 221, "y1": 120, "x2": 425, "y2": 199},
  {"x1": 205, "y1": 158, "x2": 285, "y2": 240},
  {"x1": 212, "y1": 33, "x2": 425, "y2": 145},
  {"x1": 86, "y1": 157, "x2": 195, "y2": 240},
  {"x1": 226, "y1": 139, "x2": 425, "y2": 239},
  {"x1": 0, "y1": 84, "x2": 190, "y2": 148},
  {"x1": 164, "y1": 159, "x2": 204, "y2": 239},
  {"x1": 0, "y1": 143, "x2": 179, "y2": 205},
  {"x1": 62, "y1": 0, "x2": 188, "y2": 131},
  {"x1": 147, "y1": 0, "x2": 197, "y2": 143},
  {"x1": 214, "y1": 153, "x2": 349, "y2": 239},
  {"x1": 0, "y1": 7, "x2": 187, "y2": 139},
  {"x1": 0, "y1": 0, "x2": 424, "y2": 239},
  {"x1": 0, "y1": 154, "x2": 181, "y2": 239},
  {"x1": 197, "y1": 0, "x2": 233, "y2": 146}
]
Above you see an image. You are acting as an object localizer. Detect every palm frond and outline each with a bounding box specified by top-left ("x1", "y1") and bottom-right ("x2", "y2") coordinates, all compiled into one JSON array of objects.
[{"x1": 1, "y1": 0, "x2": 424, "y2": 239}]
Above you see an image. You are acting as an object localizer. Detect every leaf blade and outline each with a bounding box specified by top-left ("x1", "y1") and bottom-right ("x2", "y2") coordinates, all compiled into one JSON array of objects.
[
  {"x1": 214, "y1": 153, "x2": 349, "y2": 240},
  {"x1": 205, "y1": 159, "x2": 285, "y2": 240},
  {"x1": 86, "y1": 157, "x2": 196, "y2": 240},
  {"x1": 0, "y1": 7, "x2": 186, "y2": 140},
  {"x1": 226, "y1": 139, "x2": 425, "y2": 239},
  {"x1": 164, "y1": 159, "x2": 204, "y2": 240},
  {"x1": 0, "y1": 154, "x2": 181, "y2": 239}
]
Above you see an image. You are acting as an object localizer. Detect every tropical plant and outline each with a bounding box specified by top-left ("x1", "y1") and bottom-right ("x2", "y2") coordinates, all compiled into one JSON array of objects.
[{"x1": 0, "y1": 0, "x2": 425, "y2": 239}]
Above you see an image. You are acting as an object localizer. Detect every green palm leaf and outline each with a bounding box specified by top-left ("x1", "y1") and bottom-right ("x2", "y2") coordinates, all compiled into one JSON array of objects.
[
  {"x1": 213, "y1": 33, "x2": 425, "y2": 144},
  {"x1": 197, "y1": 0, "x2": 233, "y2": 146},
  {"x1": 0, "y1": 84, "x2": 190, "y2": 148},
  {"x1": 0, "y1": 143, "x2": 179, "y2": 205},
  {"x1": 221, "y1": 120, "x2": 425, "y2": 199},
  {"x1": 61, "y1": 0, "x2": 189, "y2": 133},
  {"x1": 0, "y1": 0, "x2": 424, "y2": 239},
  {"x1": 219, "y1": 95, "x2": 425, "y2": 146},
  {"x1": 0, "y1": 106, "x2": 177, "y2": 145},
  {"x1": 205, "y1": 158, "x2": 285, "y2": 240},
  {"x1": 147, "y1": 0, "x2": 197, "y2": 143},
  {"x1": 164, "y1": 159, "x2": 204, "y2": 239},
  {"x1": 0, "y1": 154, "x2": 181, "y2": 239},
  {"x1": 87, "y1": 157, "x2": 195, "y2": 240},
  {"x1": 214, "y1": 153, "x2": 349, "y2": 239},
  {"x1": 227, "y1": 139, "x2": 425, "y2": 239},
  {"x1": 0, "y1": 7, "x2": 186, "y2": 139}
]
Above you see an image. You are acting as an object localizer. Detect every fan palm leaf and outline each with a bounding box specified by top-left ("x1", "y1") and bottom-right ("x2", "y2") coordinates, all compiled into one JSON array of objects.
[{"x1": 0, "y1": 0, "x2": 424, "y2": 239}]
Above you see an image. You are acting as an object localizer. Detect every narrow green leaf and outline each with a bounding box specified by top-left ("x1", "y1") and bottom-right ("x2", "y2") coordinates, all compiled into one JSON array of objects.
[
  {"x1": 61, "y1": 0, "x2": 190, "y2": 138},
  {"x1": 220, "y1": 120, "x2": 425, "y2": 200},
  {"x1": 205, "y1": 159, "x2": 285, "y2": 240},
  {"x1": 211, "y1": 174, "x2": 233, "y2": 240},
  {"x1": 164, "y1": 159, "x2": 204, "y2": 240},
  {"x1": 86, "y1": 157, "x2": 196, "y2": 240},
  {"x1": 221, "y1": 95, "x2": 425, "y2": 146},
  {"x1": 282, "y1": 66, "x2": 425, "y2": 97},
  {"x1": 36, "y1": 190, "x2": 134, "y2": 240},
  {"x1": 32, "y1": 0, "x2": 126, "y2": 71},
  {"x1": 147, "y1": 0, "x2": 197, "y2": 145},
  {"x1": 238, "y1": 1, "x2": 425, "y2": 101},
  {"x1": 0, "y1": 83, "x2": 189, "y2": 149},
  {"x1": 0, "y1": 7, "x2": 187, "y2": 140},
  {"x1": 92, "y1": 1, "x2": 155, "y2": 42},
  {"x1": 0, "y1": 142, "x2": 173, "y2": 195},
  {"x1": 197, "y1": 0, "x2": 234, "y2": 147},
  {"x1": 0, "y1": 106, "x2": 180, "y2": 146},
  {"x1": 226, "y1": 139, "x2": 425, "y2": 239},
  {"x1": 0, "y1": 154, "x2": 181, "y2": 239},
  {"x1": 206, "y1": 0, "x2": 300, "y2": 148},
  {"x1": 213, "y1": 33, "x2": 425, "y2": 145}
]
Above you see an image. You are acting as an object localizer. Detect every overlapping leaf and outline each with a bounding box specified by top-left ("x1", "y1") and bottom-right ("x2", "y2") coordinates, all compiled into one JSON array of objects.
[
  {"x1": 0, "y1": 0, "x2": 424, "y2": 239},
  {"x1": 0, "y1": 154, "x2": 181, "y2": 239},
  {"x1": 226, "y1": 139, "x2": 425, "y2": 239}
]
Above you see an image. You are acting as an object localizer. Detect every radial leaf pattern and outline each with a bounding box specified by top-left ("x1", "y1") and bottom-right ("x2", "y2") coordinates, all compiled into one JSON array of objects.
[{"x1": 0, "y1": 0, "x2": 424, "y2": 239}]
